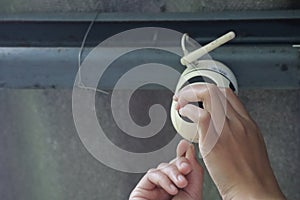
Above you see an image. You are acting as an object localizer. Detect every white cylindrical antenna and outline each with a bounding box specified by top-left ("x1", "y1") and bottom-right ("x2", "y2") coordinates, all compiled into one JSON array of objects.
[{"x1": 180, "y1": 31, "x2": 236, "y2": 66}]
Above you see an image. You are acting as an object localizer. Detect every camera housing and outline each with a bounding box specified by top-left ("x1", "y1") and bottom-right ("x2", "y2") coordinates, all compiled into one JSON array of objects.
[{"x1": 170, "y1": 60, "x2": 238, "y2": 143}]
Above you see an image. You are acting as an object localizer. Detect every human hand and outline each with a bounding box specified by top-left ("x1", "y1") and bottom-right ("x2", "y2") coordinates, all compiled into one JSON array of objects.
[
  {"x1": 174, "y1": 83, "x2": 285, "y2": 200},
  {"x1": 129, "y1": 140, "x2": 204, "y2": 200}
]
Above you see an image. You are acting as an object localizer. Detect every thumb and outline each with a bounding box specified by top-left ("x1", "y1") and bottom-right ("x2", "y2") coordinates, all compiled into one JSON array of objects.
[
  {"x1": 183, "y1": 144, "x2": 204, "y2": 200},
  {"x1": 185, "y1": 145, "x2": 198, "y2": 165},
  {"x1": 179, "y1": 104, "x2": 211, "y2": 144},
  {"x1": 177, "y1": 139, "x2": 192, "y2": 157},
  {"x1": 185, "y1": 145, "x2": 204, "y2": 175}
]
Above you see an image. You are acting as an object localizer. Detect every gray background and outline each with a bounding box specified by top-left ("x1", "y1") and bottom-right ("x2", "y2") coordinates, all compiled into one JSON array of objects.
[
  {"x1": 0, "y1": 89, "x2": 299, "y2": 199},
  {"x1": 0, "y1": 0, "x2": 299, "y2": 13},
  {"x1": 0, "y1": 0, "x2": 300, "y2": 199}
]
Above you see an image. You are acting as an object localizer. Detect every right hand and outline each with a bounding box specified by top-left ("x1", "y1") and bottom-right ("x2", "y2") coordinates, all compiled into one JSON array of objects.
[{"x1": 174, "y1": 83, "x2": 285, "y2": 200}]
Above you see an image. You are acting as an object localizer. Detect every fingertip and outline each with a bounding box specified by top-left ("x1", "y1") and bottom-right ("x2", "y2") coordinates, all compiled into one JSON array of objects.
[
  {"x1": 178, "y1": 104, "x2": 193, "y2": 116},
  {"x1": 173, "y1": 95, "x2": 178, "y2": 101},
  {"x1": 177, "y1": 140, "x2": 191, "y2": 157},
  {"x1": 169, "y1": 184, "x2": 178, "y2": 195},
  {"x1": 186, "y1": 145, "x2": 196, "y2": 160},
  {"x1": 175, "y1": 156, "x2": 192, "y2": 175},
  {"x1": 179, "y1": 161, "x2": 192, "y2": 175},
  {"x1": 178, "y1": 139, "x2": 187, "y2": 146},
  {"x1": 175, "y1": 102, "x2": 180, "y2": 110},
  {"x1": 180, "y1": 161, "x2": 190, "y2": 170},
  {"x1": 178, "y1": 106, "x2": 185, "y2": 116},
  {"x1": 178, "y1": 105, "x2": 197, "y2": 123},
  {"x1": 185, "y1": 145, "x2": 203, "y2": 173},
  {"x1": 177, "y1": 174, "x2": 188, "y2": 188}
]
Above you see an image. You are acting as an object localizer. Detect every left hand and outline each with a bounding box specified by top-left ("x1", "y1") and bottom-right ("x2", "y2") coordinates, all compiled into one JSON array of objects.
[{"x1": 129, "y1": 140, "x2": 204, "y2": 200}]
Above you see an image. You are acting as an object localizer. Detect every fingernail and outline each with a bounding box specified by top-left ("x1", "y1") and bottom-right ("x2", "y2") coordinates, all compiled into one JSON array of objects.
[
  {"x1": 173, "y1": 95, "x2": 178, "y2": 101},
  {"x1": 180, "y1": 162, "x2": 189, "y2": 169},
  {"x1": 189, "y1": 144, "x2": 194, "y2": 151},
  {"x1": 179, "y1": 107, "x2": 184, "y2": 115},
  {"x1": 177, "y1": 175, "x2": 185, "y2": 182},
  {"x1": 175, "y1": 103, "x2": 180, "y2": 110},
  {"x1": 170, "y1": 184, "x2": 177, "y2": 191}
]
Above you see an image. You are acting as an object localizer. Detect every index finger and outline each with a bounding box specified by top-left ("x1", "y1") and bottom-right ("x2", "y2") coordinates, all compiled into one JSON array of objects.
[
  {"x1": 176, "y1": 140, "x2": 192, "y2": 157},
  {"x1": 175, "y1": 83, "x2": 224, "y2": 115}
]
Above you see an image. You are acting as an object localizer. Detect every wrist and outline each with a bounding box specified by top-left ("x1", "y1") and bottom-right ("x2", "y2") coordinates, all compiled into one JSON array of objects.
[
  {"x1": 223, "y1": 183, "x2": 286, "y2": 200},
  {"x1": 221, "y1": 176, "x2": 286, "y2": 200},
  {"x1": 230, "y1": 191, "x2": 286, "y2": 200}
]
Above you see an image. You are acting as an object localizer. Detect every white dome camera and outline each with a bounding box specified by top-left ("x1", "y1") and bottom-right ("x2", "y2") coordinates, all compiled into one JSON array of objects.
[{"x1": 171, "y1": 32, "x2": 238, "y2": 143}]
